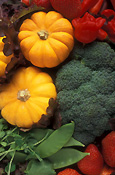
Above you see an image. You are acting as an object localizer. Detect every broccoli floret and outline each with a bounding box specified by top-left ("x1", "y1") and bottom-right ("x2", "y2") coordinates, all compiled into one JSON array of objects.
[
  {"x1": 56, "y1": 42, "x2": 115, "y2": 145},
  {"x1": 71, "y1": 41, "x2": 115, "y2": 70}
]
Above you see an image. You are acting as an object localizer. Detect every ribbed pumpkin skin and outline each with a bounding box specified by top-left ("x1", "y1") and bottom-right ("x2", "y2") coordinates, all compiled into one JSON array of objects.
[
  {"x1": 0, "y1": 67, "x2": 57, "y2": 128},
  {"x1": 18, "y1": 11, "x2": 74, "y2": 68},
  {"x1": 0, "y1": 37, "x2": 13, "y2": 77}
]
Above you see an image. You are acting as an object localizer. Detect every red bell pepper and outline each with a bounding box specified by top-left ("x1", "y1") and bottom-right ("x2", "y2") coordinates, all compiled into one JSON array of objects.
[
  {"x1": 110, "y1": 0, "x2": 115, "y2": 10},
  {"x1": 21, "y1": 0, "x2": 31, "y2": 6},
  {"x1": 72, "y1": 12, "x2": 106, "y2": 43},
  {"x1": 97, "y1": 29, "x2": 108, "y2": 41},
  {"x1": 31, "y1": 0, "x2": 51, "y2": 10},
  {"x1": 80, "y1": 0, "x2": 99, "y2": 16},
  {"x1": 89, "y1": 0, "x2": 104, "y2": 15},
  {"x1": 101, "y1": 9, "x2": 115, "y2": 42},
  {"x1": 21, "y1": 0, "x2": 51, "y2": 10}
]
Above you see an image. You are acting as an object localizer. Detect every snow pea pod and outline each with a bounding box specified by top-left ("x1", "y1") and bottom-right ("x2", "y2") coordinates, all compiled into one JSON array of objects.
[
  {"x1": 30, "y1": 128, "x2": 53, "y2": 142},
  {"x1": 64, "y1": 137, "x2": 85, "y2": 147},
  {"x1": 26, "y1": 160, "x2": 56, "y2": 175},
  {"x1": 47, "y1": 148, "x2": 89, "y2": 169},
  {"x1": 35, "y1": 122, "x2": 75, "y2": 158}
]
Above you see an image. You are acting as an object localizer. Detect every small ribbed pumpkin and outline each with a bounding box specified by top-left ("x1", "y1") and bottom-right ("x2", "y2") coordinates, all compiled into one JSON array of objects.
[
  {"x1": 0, "y1": 66, "x2": 57, "y2": 128},
  {"x1": 18, "y1": 11, "x2": 74, "y2": 68},
  {"x1": 0, "y1": 37, "x2": 13, "y2": 77}
]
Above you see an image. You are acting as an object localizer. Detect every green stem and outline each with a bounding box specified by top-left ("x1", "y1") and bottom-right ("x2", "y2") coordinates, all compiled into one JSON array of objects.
[
  {"x1": 7, "y1": 151, "x2": 15, "y2": 175},
  {"x1": 28, "y1": 147, "x2": 43, "y2": 162},
  {"x1": 0, "y1": 148, "x2": 15, "y2": 157},
  {"x1": 34, "y1": 131, "x2": 50, "y2": 146},
  {"x1": 1, "y1": 127, "x2": 18, "y2": 142}
]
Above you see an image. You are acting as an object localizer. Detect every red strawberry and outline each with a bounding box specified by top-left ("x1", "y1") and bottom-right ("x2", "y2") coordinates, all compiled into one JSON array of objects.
[
  {"x1": 50, "y1": 0, "x2": 81, "y2": 20},
  {"x1": 99, "y1": 164, "x2": 115, "y2": 175},
  {"x1": 102, "y1": 131, "x2": 115, "y2": 168},
  {"x1": 77, "y1": 144, "x2": 104, "y2": 175},
  {"x1": 57, "y1": 168, "x2": 81, "y2": 175}
]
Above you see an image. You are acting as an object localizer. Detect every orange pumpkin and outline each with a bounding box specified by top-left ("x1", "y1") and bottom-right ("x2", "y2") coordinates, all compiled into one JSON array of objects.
[
  {"x1": 0, "y1": 66, "x2": 57, "y2": 128},
  {"x1": 18, "y1": 11, "x2": 74, "y2": 68},
  {"x1": 0, "y1": 37, "x2": 13, "y2": 77}
]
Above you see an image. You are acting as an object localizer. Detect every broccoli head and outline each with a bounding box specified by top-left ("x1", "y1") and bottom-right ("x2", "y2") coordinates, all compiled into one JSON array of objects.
[{"x1": 56, "y1": 41, "x2": 115, "y2": 145}]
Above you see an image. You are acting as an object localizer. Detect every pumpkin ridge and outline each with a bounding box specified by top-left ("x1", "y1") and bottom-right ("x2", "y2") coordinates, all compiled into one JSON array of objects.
[
  {"x1": 20, "y1": 19, "x2": 39, "y2": 32},
  {"x1": 44, "y1": 11, "x2": 63, "y2": 29},
  {"x1": 49, "y1": 32, "x2": 74, "y2": 51},
  {"x1": 25, "y1": 100, "x2": 46, "y2": 123},
  {"x1": 47, "y1": 37, "x2": 69, "y2": 62},
  {"x1": 15, "y1": 103, "x2": 33, "y2": 128},
  {"x1": 48, "y1": 18, "x2": 74, "y2": 35},
  {"x1": 29, "y1": 40, "x2": 45, "y2": 67},
  {"x1": 1, "y1": 100, "x2": 20, "y2": 126},
  {"x1": 43, "y1": 39, "x2": 61, "y2": 64},
  {"x1": 31, "y1": 11, "x2": 46, "y2": 29},
  {"x1": 30, "y1": 83, "x2": 56, "y2": 98},
  {"x1": 46, "y1": 18, "x2": 65, "y2": 31},
  {"x1": 21, "y1": 36, "x2": 39, "y2": 61}
]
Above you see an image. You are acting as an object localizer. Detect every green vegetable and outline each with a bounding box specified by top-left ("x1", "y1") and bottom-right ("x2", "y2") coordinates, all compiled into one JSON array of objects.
[
  {"x1": 47, "y1": 148, "x2": 89, "y2": 169},
  {"x1": 26, "y1": 160, "x2": 56, "y2": 175},
  {"x1": 56, "y1": 41, "x2": 115, "y2": 145},
  {"x1": 35, "y1": 122, "x2": 75, "y2": 158}
]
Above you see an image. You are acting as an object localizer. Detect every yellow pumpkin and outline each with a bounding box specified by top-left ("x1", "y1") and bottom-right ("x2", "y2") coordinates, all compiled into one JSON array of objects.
[
  {"x1": 0, "y1": 37, "x2": 13, "y2": 77},
  {"x1": 0, "y1": 66, "x2": 57, "y2": 128},
  {"x1": 18, "y1": 11, "x2": 74, "y2": 68}
]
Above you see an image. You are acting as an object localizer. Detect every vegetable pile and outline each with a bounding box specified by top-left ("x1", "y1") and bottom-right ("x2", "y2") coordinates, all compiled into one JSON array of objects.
[{"x1": 0, "y1": 0, "x2": 115, "y2": 174}]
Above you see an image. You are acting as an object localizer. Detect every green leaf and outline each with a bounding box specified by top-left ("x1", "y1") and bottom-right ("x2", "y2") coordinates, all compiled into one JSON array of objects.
[
  {"x1": 26, "y1": 160, "x2": 56, "y2": 175},
  {"x1": 64, "y1": 137, "x2": 85, "y2": 147},
  {"x1": 0, "y1": 147, "x2": 5, "y2": 152},
  {"x1": 0, "y1": 131, "x2": 5, "y2": 138},
  {"x1": 47, "y1": 148, "x2": 89, "y2": 169},
  {"x1": 7, "y1": 152, "x2": 27, "y2": 163},
  {"x1": 35, "y1": 122, "x2": 75, "y2": 158},
  {"x1": 1, "y1": 142, "x2": 7, "y2": 147},
  {"x1": 5, "y1": 163, "x2": 16, "y2": 173}
]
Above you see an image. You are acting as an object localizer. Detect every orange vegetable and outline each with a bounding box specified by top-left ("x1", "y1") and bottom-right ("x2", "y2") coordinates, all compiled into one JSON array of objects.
[
  {"x1": 0, "y1": 66, "x2": 57, "y2": 128},
  {"x1": 18, "y1": 11, "x2": 74, "y2": 68}
]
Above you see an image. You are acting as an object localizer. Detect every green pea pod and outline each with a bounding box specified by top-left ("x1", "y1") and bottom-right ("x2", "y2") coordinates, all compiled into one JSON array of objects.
[
  {"x1": 35, "y1": 122, "x2": 75, "y2": 158},
  {"x1": 47, "y1": 148, "x2": 89, "y2": 169},
  {"x1": 64, "y1": 137, "x2": 85, "y2": 147},
  {"x1": 25, "y1": 160, "x2": 56, "y2": 175},
  {"x1": 30, "y1": 128, "x2": 53, "y2": 142}
]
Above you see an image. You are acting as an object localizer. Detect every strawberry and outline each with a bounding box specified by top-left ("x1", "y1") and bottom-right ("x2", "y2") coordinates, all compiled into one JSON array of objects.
[
  {"x1": 57, "y1": 168, "x2": 81, "y2": 175},
  {"x1": 99, "y1": 164, "x2": 115, "y2": 175},
  {"x1": 50, "y1": 0, "x2": 81, "y2": 20},
  {"x1": 77, "y1": 144, "x2": 104, "y2": 175},
  {"x1": 102, "y1": 131, "x2": 115, "y2": 168}
]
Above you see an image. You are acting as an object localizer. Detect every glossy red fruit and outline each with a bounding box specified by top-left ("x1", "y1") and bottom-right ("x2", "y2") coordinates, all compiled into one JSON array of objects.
[
  {"x1": 21, "y1": 0, "x2": 31, "y2": 6},
  {"x1": 77, "y1": 144, "x2": 104, "y2": 175},
  {"x1": 99, "y1": 164, "x2": 115, "y2": 175},
  {"x1": 57, "y1": 168, "x2": 81, "y2": 175},
  {"x1": 50, "y1": 0, "x2": 81, "y2": 20},
  {"x1": 102, "y1": 131, "x2": 115, "y2": 168}
]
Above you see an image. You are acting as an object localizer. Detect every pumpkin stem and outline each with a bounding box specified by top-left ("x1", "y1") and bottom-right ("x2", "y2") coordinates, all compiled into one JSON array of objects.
[
  {"x1": 37, "y1": 30, "x2": 49, "y2": 40},
  {"x1": 17, "y1": 89, "x2": 30, "y2": 102}
]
